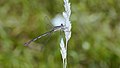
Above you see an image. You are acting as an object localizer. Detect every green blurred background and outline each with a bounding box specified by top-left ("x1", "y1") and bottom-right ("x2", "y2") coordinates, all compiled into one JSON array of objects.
[{"x1": 0, "y1": 0, "x2": 120, "y2": 68}]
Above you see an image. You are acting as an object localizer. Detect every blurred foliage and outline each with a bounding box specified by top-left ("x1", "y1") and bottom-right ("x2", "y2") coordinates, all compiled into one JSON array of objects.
[{"x1": 0, "y1": 0, "x2": 120, "y2": 68}]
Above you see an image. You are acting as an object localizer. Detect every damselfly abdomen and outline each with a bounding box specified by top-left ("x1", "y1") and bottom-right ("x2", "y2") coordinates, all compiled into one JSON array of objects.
[{"x1": 24, "y1": 24, "x2": 65, "y2": 46}]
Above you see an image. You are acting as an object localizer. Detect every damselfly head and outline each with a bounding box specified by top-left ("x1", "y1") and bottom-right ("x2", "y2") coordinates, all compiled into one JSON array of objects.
[
  {"x1": 61, "y1": 23, "x2": 67, "y2": 30},
  {"x1": 61, "y1": 24, "x2": 63, "y2": 26}
]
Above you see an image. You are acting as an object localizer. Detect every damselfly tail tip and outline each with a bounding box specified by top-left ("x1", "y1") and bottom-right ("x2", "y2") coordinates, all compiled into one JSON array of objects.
[{"x1": 24, "y1": 42, "x2": 29, "y2": 46}]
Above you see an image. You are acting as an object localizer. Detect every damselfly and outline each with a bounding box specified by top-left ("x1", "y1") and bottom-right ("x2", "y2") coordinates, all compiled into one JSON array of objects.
[{"x1": 24, "y1": 24, "x2": 65, "y2": 46}]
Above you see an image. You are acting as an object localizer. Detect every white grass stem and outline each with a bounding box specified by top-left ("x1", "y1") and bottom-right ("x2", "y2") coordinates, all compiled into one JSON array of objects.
[{"x1": 60, "y1": 0, "x2": 71, "y2": 68}]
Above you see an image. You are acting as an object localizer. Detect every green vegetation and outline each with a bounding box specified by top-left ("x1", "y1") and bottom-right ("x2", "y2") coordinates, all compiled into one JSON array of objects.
[{"x1": 0, "y1": 0, "x2": 120, "y2": 68}]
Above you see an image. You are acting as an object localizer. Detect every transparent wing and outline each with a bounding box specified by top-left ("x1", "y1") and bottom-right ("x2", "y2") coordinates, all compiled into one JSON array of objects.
[
  {"x1": 51, "y1": 14, "x2": 65, "y2": 26},
  {"x1": 44, "y1": 16, "x2": 53, "y2": 29},
  {"x1": 24, "y1": 31, "x2": 53, "y2": 51}
]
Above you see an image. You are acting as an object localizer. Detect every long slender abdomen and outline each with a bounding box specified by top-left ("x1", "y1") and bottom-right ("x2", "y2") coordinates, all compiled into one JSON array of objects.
[{"x1": 24, "y1": 31, "x2": 53, "y2": 46}]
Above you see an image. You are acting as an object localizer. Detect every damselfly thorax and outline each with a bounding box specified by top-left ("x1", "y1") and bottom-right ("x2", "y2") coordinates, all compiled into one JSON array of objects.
[{"x1": 24, "y1": 24, "x2": 65, "y2": 46}]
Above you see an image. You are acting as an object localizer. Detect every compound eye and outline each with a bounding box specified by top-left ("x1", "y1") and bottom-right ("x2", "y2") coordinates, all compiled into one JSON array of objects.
[{"x1": 61, "y1": 24, "x2": 63, "y2": 26}]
